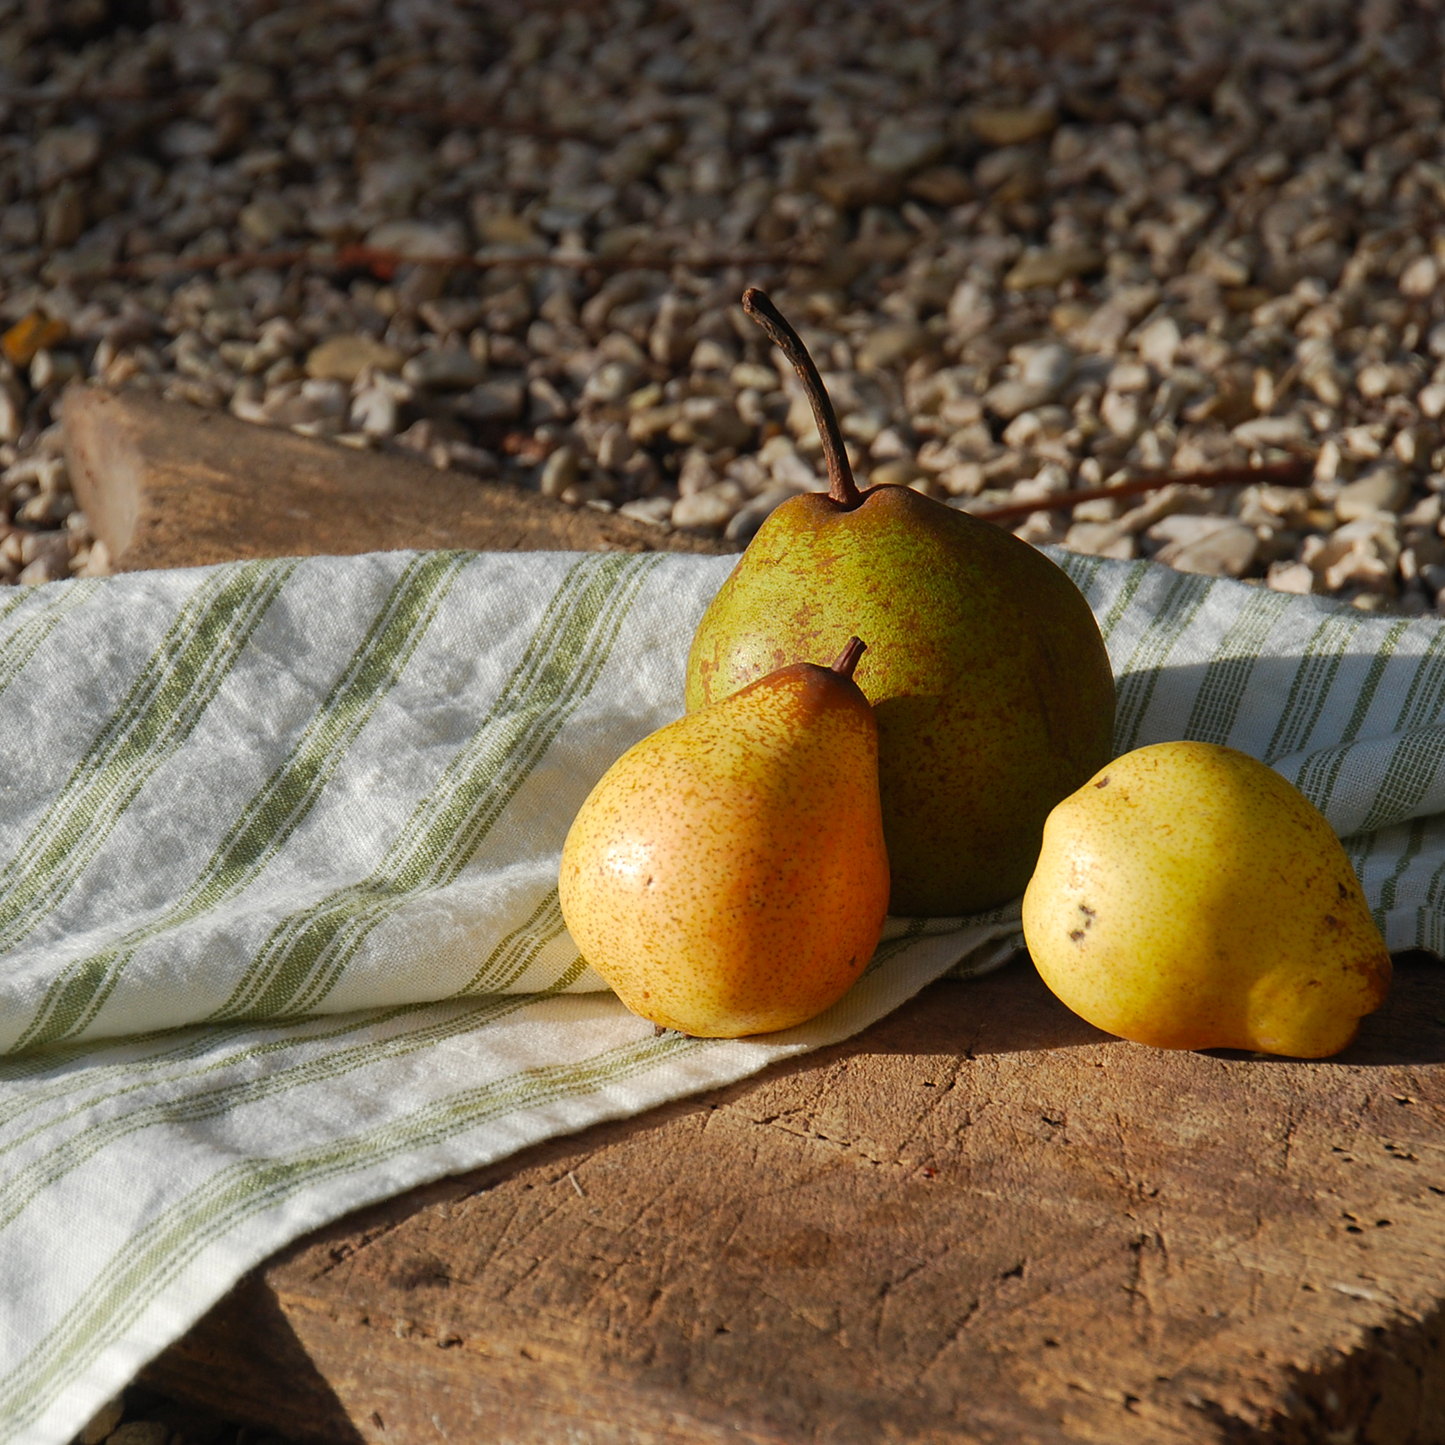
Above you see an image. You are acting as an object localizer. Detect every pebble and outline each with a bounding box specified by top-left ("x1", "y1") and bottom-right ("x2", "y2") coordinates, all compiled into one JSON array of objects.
[
  {"x1": 985, "y1": 347, "x2": 1075, "y2": 423},
  {"x1": 400, "y1": 349, "x2": 487, "y2": 391},
  {"x1": 969, "y1": 107, "x2": 1057, "y2": 147},
  {"x1": 855, "y1": 323, "x2": 929, "y2": 374},
  {"x1": 349, "y1": 386, "x2": 399, "y2": 439},
  {"x1": 237, "y1": 196, "x2": 299, "y2": 247},
  {"x1": 1004, "y1": 248, "x2": 1103, "y2": 291},
  {"x1": 16, "y1": 531, "x2": 69, "y2": 583},
  {"x1": 1335, "y1": 466, "x2": 1410, "y2": 523},
  {"x1": 34, "y1": 127, "x2": 101, "y2": 188},
  {"x1": 1152, "y1": 518, "x2": 1260, "y2": 578},
  {"x1": 672, "y1": 482, "x2": 744, "y2": 531},
  {"x1": 364, "y1": 220, "x2": 467, "y2": 262},
  {"x1": 456, "y1": 377, "x2": 526, "y2": 423},
  {"x1": 1136, "y1": 318, "x2": 1182, "y2": 374},
  {"x1": 2, "y1": 0, "x2": 1443, "y2": 622},
  {"x1": 618, "y1": 495, "x2": 675, "y2": 526},
  {"x1": 539, "y1": 446, "x2": 580, "y2": 498},
  {"x1": 1232, "y1": 414, "x2": 1311, "y2": 450},
  {"x1": 866, "y1": 122, "x2": 945, "y2": 176},
  {"x1": 305, "y1": 336, "x2": 404, "y2": 384}
]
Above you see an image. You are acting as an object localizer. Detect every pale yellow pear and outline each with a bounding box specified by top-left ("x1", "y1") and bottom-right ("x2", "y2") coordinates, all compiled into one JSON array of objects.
[
  {"x1": 1022, "y1": 741, "x2": 1391, "y2": 1058},
  {"x1": 559, "y1": 641, "x2": 890, "y2": 1038}
]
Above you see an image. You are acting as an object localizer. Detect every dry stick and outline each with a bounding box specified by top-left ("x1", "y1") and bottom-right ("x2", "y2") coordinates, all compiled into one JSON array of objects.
[
  {"x1": 87, "y1": 243, "x2": 808, "y2": 284},
  {"x1": 741, "y1": 288, "x2": 861, "y2": 508},
  {"x1": 968, "y1": 457, "x2": 1311, "y2": 525}
]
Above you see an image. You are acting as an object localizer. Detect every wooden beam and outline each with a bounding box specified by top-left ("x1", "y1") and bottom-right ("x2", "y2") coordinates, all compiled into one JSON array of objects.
[
  {"x1": 145, "y1": 959, "x2": 1445, "y2": 1445},
  {"x1": 60, "y1": 384, "x2": 736, "y2": 571}
]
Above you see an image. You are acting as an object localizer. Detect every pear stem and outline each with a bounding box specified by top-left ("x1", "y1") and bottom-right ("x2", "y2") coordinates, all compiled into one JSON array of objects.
[
  {"x1": 741, "y1": 287, "x2": 862, "y2": 509},
  {"x1": 830, "y1": 636, "x2": 866, "y2": 679}
]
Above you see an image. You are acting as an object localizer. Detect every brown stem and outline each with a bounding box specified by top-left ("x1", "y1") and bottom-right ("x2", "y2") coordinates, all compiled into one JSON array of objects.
[
  {"x1": 969, "y1": 457, "x2": 1310, "y2": 525},
  {"x1": 830, "y1": 636, "x2": 866, "y2": 678},
  {"x1": 741, "y1": 288, "x2": 862, "y2": 509}
]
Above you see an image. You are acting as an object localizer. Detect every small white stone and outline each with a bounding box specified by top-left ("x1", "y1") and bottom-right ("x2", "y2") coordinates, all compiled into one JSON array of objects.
[
  {"x1": 866, "y1": 121, "x2": 945, "y2": 175},
  {"x1": 676, "y1": 448, "x2": 719, "y2": 497},
  {"x1": 1154, "y1": 519, "x2": 1258, "y2": 577},
  {"x1": 1100, "y1": 390, "x2": 1142, "y2": 440},
  {"x1": 237, "y1": 195, "x2": 298, "y2": 246},
  {"x1": 1136, "y1": 316, "x2": 1182, "y2": 373},
  {"x1": 1335, "y1": 466, "x2": 1408, "y2": 522},
  {"x1": 583, "y1": 360, "x2": 640, "y2": 405},
  {"x1": 1063, "y1": 521, "x2": 1133, "y2": 559},
  {"x1": 349, "y1": 386, "x2": 398, "y2": 438},
  {"x1": 671, "y1": 482, "x2": 744, "y2": 531},
  {"x1": 617, "y1": 495, "x2": 675, "y2": 526},
  {"x1": 305, "y1": 335, "x2": 404, "y2": 383},
  {"x1": 946, "y1": 280, "x2": 995, "y2": 340},
  {"x1": 1266, "y1": 560, "x2": 1315, "y2": 594},
  {"x1": 856, "y1": 323, "x2": 929, "y2": 373},
  {"x1": 1400, "y1": 255, "x2": 1440, "y2": 299},
  {"x1": 457, "y1": 376, "x2": 526, "y2": 423},
  {"x1": 1232, "y1": 413, "x2": 1310, "y2": 450}
]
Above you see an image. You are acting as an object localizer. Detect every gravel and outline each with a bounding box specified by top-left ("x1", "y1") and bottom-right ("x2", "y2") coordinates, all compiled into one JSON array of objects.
[
  {"x1": 0, "y1": 8, "x2": 1435, "y2": 1435},
  {"x1": 2, "y1": 0, "x2": 1444, "y2": 605}
]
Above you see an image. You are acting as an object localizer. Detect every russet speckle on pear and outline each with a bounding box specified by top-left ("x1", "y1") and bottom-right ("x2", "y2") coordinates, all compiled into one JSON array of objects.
[
  {"x1": 559, "y1": 645, "x2": 890, "y2": 1039},
  {"x1": 1022, "y1": 741, "x2": 1392, "y2": 1058},
  {"x1": 686, "y1": 484, "x2": 1115, "y2": 916}
]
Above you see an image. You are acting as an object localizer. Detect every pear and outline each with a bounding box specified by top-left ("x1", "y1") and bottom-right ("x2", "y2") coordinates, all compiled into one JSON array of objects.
[
  {"x1": 1022, "y1": 741, "x2": 1392, "y2": 1058},
  {"x1": 559, "y1": 638, "x2": 890, "y2": 1038},
  {"x1": 686, "y1": 289, "x2": 1114, "y2": 917}
]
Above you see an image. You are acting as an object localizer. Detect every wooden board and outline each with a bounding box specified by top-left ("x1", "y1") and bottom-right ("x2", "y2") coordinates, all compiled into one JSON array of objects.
[
  {"x1": 58, "y1": 389, "x2": 1445, "y2": 1443},
  {"x1": 59, "y1": 383, "x2": 737, "y2": 571},
  {"x1": 144, "y1": 958, "x2": 1445, "y2": 1445}
]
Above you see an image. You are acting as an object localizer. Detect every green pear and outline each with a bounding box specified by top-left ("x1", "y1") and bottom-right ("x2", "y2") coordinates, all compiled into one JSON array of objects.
[
  {"x1": 1022, "y1": 741, "x2": 1392, "y2": 1058},
  {"x1": 685, "y1": 289, "x2": 1115, "y2": 916},
  {"x1": 559, "y1": 638, "x2": 890, "y2": 1038}
]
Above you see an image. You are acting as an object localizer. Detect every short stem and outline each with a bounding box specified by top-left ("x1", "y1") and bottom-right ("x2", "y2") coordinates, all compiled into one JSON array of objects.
[
  {"x1": 741, "y1": 287, "x2": 861, "y2": 508},
  {"x1": 830, "y1": 636, "x2": 866, "y2": 678}
]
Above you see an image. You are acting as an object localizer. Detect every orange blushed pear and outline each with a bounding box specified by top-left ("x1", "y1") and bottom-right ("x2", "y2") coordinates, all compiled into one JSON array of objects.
[{"x1": 560, "y1": 639, "x2": 890, "y2": 1038}]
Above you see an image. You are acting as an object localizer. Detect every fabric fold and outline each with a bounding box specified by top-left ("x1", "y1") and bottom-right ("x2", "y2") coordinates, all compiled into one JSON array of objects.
[{"x1": 2, "y1": 547, "x2": 1445, "y2": 1444}]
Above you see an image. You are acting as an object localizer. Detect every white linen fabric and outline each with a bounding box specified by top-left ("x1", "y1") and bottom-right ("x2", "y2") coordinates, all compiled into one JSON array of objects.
[{"x1": 0, "y1": 545, "x2": 1442, "y2": 1444}]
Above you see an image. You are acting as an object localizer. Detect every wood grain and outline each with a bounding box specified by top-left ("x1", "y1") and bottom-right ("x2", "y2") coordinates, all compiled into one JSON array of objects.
[
  {"x1": 64, "y1": 387, "x2": 1445, "y2": 1442},
  {"x1": 146, "y1": 958, "x2": 1445, "y2": 1445},
  {"x1": 59, "y1": 383, "x2": 737, "y2": 570}
]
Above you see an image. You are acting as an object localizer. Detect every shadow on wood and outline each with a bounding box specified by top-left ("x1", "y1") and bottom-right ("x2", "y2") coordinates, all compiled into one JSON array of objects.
[
  {"x1": 143, "y1": 1274, "x2": 365, "y2": 1444},
  {"x1": 146, "y1": 959, "x2": 1445, "y2": 1445}
]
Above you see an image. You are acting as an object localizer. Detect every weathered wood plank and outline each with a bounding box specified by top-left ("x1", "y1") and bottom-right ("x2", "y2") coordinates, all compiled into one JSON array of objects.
[
  {"x1": 67, "y1": 388, "x2": 1445, "y2": 1443},
  {"x1": 146, "y1": 959, "x2": 1445, "y2": 1445},
  {"x1": 59, "y1": 383, "x2": 736, "y2": 570}
]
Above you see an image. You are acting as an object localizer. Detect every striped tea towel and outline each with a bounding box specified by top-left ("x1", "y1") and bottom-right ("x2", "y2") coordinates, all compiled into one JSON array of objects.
[{"x1": 1, "y1": 544, "x2": 1443, "y2": 1444}]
